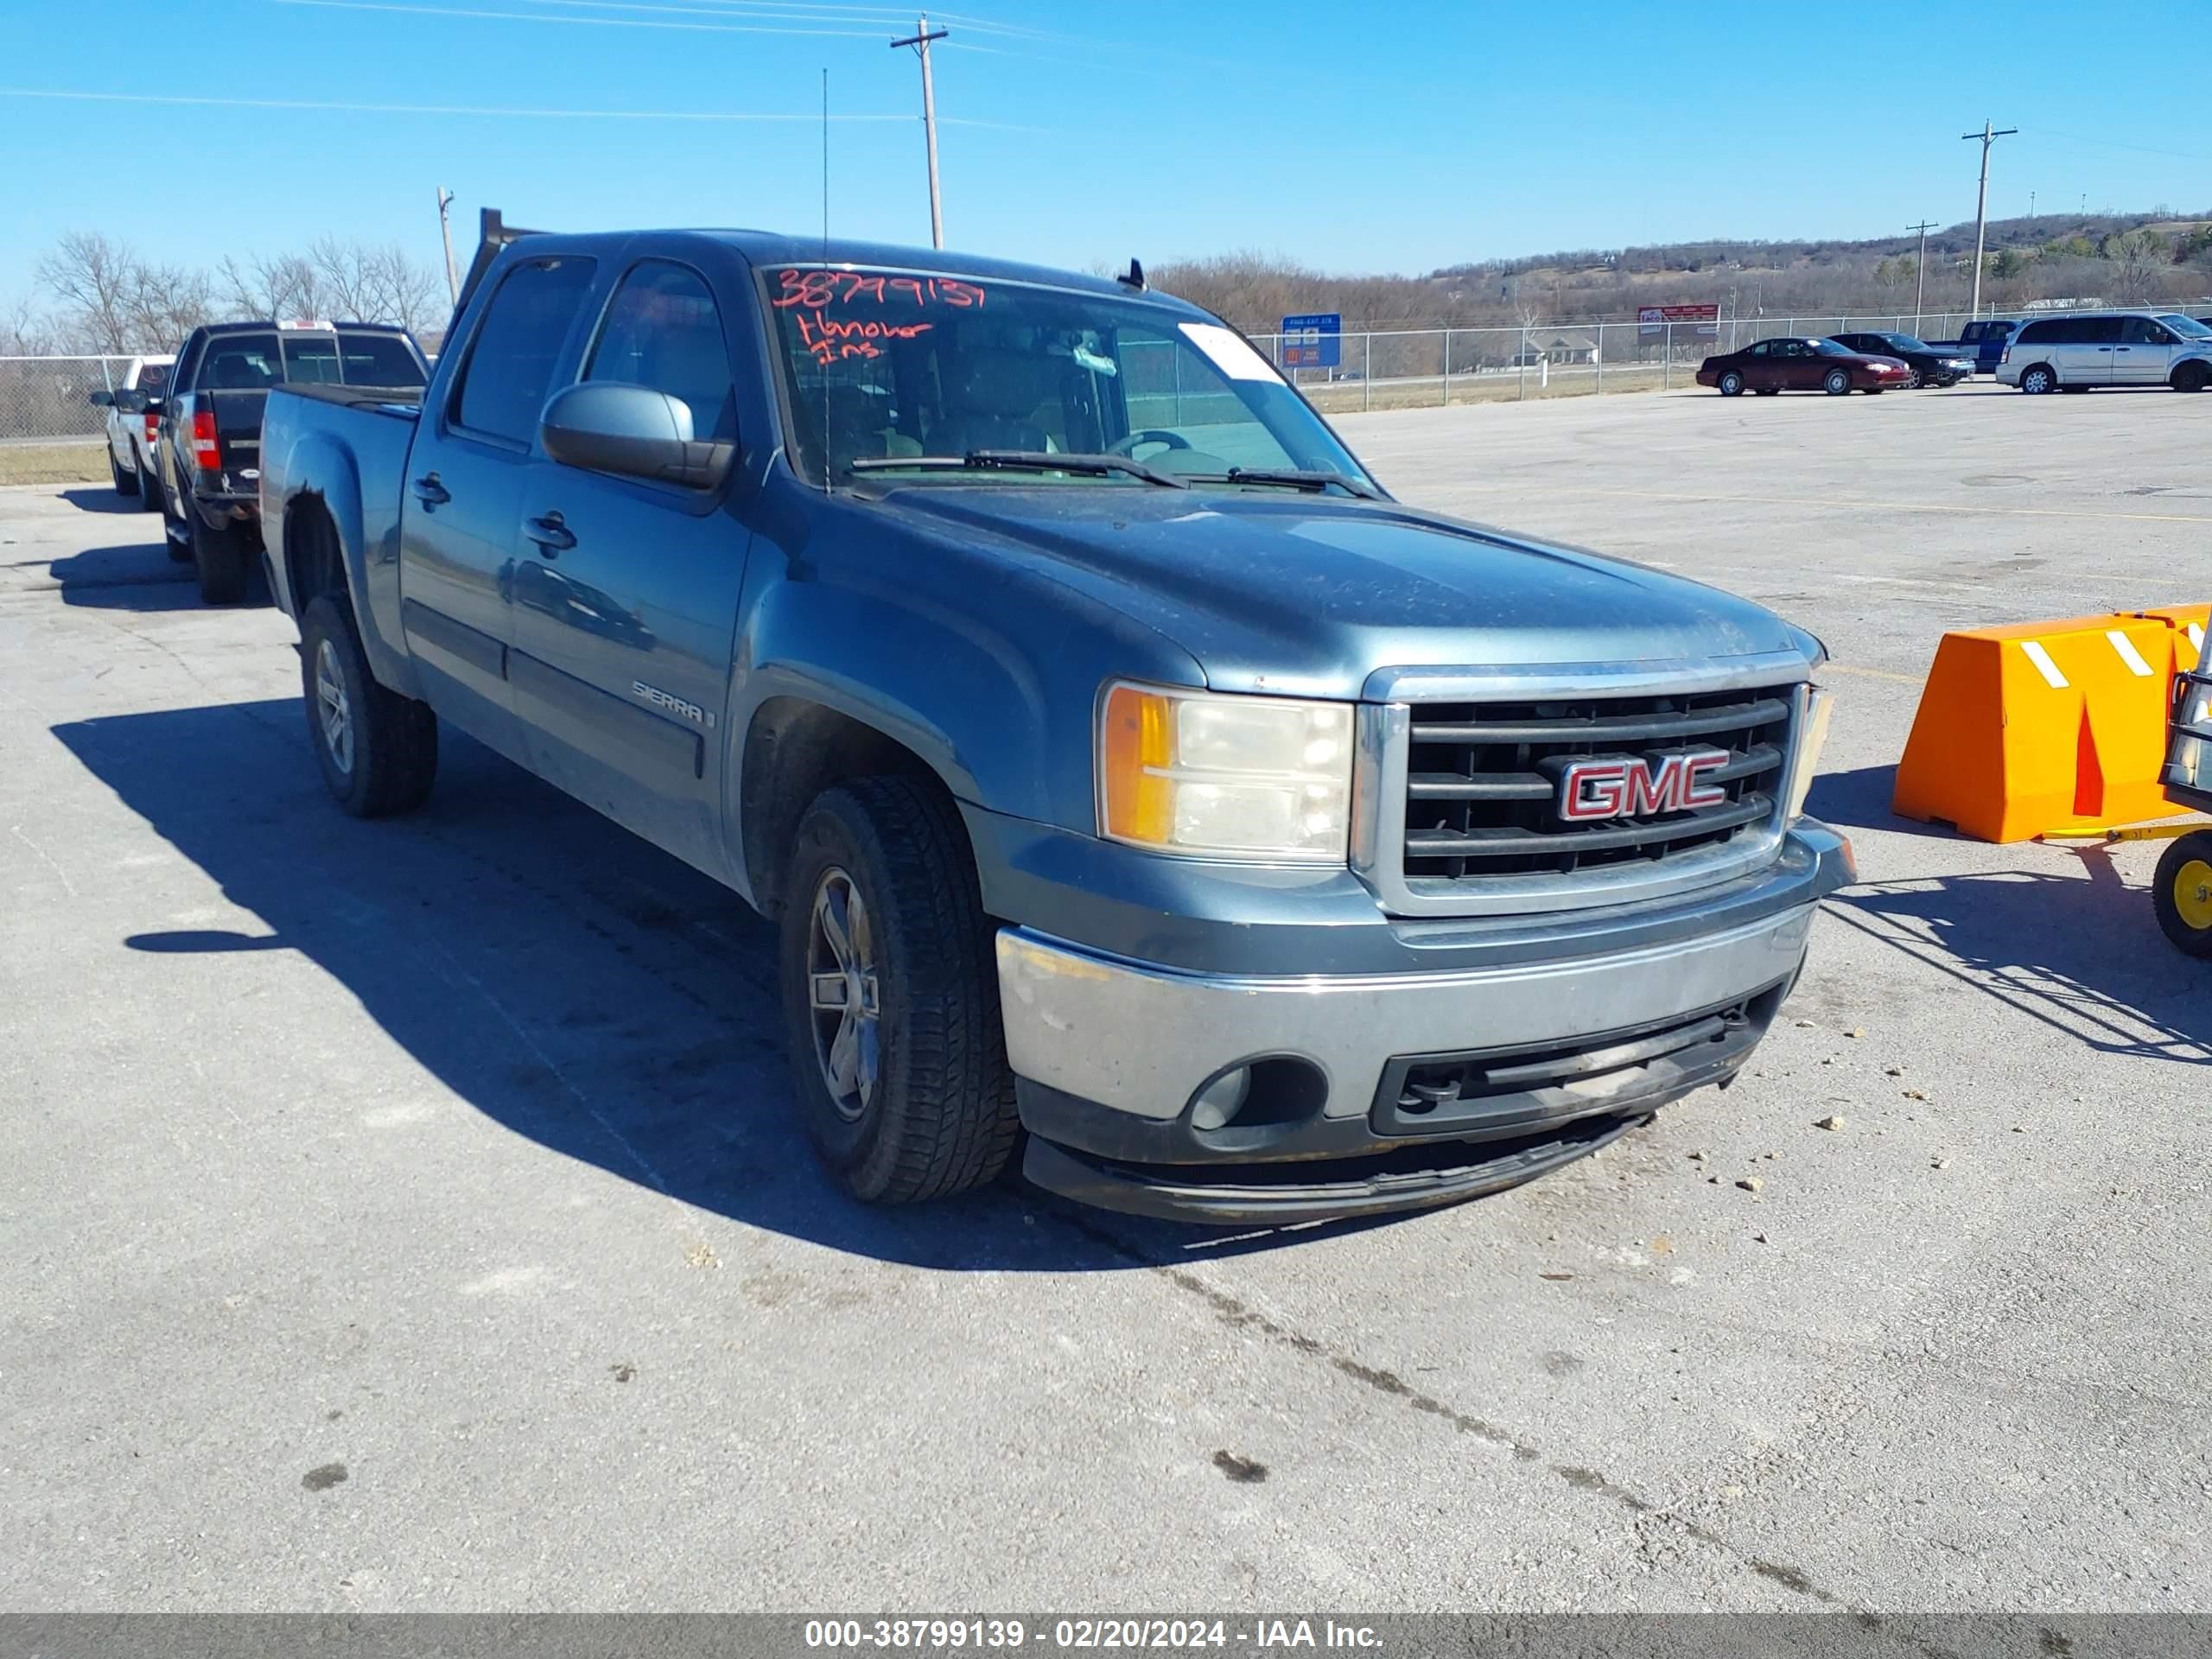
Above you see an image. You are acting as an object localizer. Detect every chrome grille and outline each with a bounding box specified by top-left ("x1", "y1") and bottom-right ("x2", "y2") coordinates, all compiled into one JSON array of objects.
[{"x1": 1398, "y1": 685, "x2": 1795, "y2": 883}]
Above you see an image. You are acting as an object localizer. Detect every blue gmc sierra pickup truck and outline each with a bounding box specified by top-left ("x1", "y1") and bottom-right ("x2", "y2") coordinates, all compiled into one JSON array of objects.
[{"x1": 256, "y1": 213, "x2": 1853, "y2": 1224}]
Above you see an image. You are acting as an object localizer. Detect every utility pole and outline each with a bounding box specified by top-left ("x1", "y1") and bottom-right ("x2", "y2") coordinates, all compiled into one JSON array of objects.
[
  {"x1": 890, "y1": 14, "x2": 948, "y2": 249},
  {"x1": 1906, "y1": 219, "x2": 1936, "y2": 328},
  {"x1": 1961, "y1": 120, "x2": 2017, "y2": 318},
  {"x1": 436, "y1": 186, "x2": 460, "y2": 303}
]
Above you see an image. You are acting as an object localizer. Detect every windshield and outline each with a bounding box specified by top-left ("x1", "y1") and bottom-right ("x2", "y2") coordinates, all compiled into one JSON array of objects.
[
  {"x1": 1812, "y1": 339, "x2": 1855, "y2": 357},
  {"x1": 1879, "y1": 334, "x2": 1929, "y2": 353},
  {"x1": 761, "y1": 265, "x2": 1370, "y2": 490},
  {"x1": 2158, "y1": 314, "x2": 2212, "y2": 340}
]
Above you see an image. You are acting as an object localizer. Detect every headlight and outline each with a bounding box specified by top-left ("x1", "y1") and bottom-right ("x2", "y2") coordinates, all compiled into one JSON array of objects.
[
  {"x1": 1098, "y1": 682, "x2": 1353, "y2": 861},
  {"x1": 1787, "y1": 686, "x2": 1834, "y2": 820}
]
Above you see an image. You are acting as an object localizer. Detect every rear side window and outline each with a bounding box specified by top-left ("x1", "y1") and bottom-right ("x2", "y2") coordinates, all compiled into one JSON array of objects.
[
  {"x1": 584, "y1": 260, "x2": 736, "y2": 443},
  {"x1": 199, "y1": 334, "x2": 283, "y2": 391},
  {"x1": 452, "y1": 257, "x2": 599, "y2": 443},
  {"x1": 2077, "y1": 317, "x2": 2123, "y2": 344},
  {"x1": 2018, "y1": 320, "x2": 2057, "y2": 344},
  {"x1": 133, "y1": 362, "x2": 170, "y2": 394}
]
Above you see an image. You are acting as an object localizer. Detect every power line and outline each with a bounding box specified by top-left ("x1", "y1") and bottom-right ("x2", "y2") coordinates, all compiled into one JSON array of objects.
[
  {"x1": 0, "y1": 86, "x2": 913, "y2": 119},
  {"x1": 1962, "y1": 119, "x2": 2018, "y2": 319},
  {"x1": 890, "y1": 14, "x2": 949, "y2": 249}
]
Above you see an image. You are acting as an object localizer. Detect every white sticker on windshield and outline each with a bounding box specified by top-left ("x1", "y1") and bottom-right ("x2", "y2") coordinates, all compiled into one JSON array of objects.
[{"x1": 1179, "y1": 322, "x2": 1283, "y2": 384}]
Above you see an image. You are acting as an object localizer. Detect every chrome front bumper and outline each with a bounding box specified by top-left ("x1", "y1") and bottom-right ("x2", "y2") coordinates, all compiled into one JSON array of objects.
[{"x1": 996, "y1": 824, "x2": 1854, "y2": 1223}]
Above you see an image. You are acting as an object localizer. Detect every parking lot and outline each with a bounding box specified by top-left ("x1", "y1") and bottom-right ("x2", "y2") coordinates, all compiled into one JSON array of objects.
[{"x1": 3, "y1": 384, "x2": 2207, "y2": 1613}]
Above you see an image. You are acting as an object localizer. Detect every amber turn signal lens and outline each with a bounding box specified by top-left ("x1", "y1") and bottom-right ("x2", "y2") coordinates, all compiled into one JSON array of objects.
[{"x1": 1100, "y1": 683, "x2": 1174, "y2": 846}]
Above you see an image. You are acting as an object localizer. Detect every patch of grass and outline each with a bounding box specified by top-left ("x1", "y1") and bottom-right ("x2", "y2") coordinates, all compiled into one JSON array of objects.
[{"x1": 0, "y1": 442, "x2": 110, "y2": 486}]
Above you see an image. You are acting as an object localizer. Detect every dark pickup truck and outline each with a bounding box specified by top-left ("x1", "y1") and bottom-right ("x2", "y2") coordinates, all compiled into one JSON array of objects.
[
  {"x1": 1923, "y1": 317, "x2": 2018, "y2": 377},
  {"x1": 257, "y1": 216, "x2": 1853, "y2": 1224},
  {"x1": 121, "y1": 319, "x2": 427, "y2": 602}
]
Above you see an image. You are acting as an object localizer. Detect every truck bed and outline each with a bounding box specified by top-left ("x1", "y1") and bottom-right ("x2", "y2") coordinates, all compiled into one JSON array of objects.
[{"x1": 274, "y1": 381, "x2": 426, "y2": 416}]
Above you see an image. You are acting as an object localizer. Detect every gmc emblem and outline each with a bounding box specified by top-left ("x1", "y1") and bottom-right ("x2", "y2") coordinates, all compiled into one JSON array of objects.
[{"x1": 1555, "y1": 749, "x2": 1730, "y2": 823}]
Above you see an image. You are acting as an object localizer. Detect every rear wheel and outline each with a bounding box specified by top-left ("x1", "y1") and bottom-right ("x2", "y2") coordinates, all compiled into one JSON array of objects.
[
  {"x1": 1717, "y1": 370, "x2": 1745, "y2": 397},
  {"x1": 189, "y1": 512, "x2": 250, "y2": 604},
  {"x1": 299, "y1": 593, "x2": 438, "y2": 817},
  {"x1": 2153, "y1": 830, "x2": 2212, "y2": 957},
  {"x1": 779, "y1": 776, "x2": 1018, "y2": 1205},
  {"x1": 110, "y1": 448, "x2": 139, "y2": 497},
  {"x1": 1823, "y1": 368, "x2": 1851, "y2": 396},
  {"x1": 136, "y1": 453, "x2": 163, "y2": 512},
  {"x1": 2019, "y1": 363, "x2": 2057, "y2": 394},
  {"x1": 2174, "y1": 360, "x2": 2210, "y2": 394}
]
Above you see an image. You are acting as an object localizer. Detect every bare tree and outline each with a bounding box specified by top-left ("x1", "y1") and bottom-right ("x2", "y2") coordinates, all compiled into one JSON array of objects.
[
  {"x1": 35, "y1": 232, "x2": 143, "y2": 353},
  {"x1": 2104, "y1": 230, "x2": 2168, "y2": 303},
  {"x1": 0, "y1": 293, "x2": 62, "y2": 355},
  {"x1": 218, "y1": 251, "x2": 326, "y2": 323},
  {"x1": 311, "y1": 237, "x2": 442, "y2": 334},
  {"x1": 128, "y1": 263, "x2": 216, "y2": 352}
]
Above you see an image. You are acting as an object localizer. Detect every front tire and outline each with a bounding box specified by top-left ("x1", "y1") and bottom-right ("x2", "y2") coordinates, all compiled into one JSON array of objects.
[
  {"x1": 299, "y1": 593, "x2": 439, "y2": 817},
  {"x1": 2019, "y1": 364, "x2": 2057, "y2": 394},
  {"x1": 1824, "y1": 368, "x2": 1851, "y2": 395},
  {"x1": 1718, "y1": 370, "x2": 1745, "y2": 397},
  {"x1": 2153, "y1": 830, "x2": 2212, "y2": 958},
  {"x1": 779, "y1": 776, "x2": 1018, "y2": 1205},
  {"x1": 2174, "y1": 361, "x2": 2210, "y2": 394}
]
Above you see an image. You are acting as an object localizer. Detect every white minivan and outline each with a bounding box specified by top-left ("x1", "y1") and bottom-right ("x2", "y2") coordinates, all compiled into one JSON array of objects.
[{"x1": 1999, "y1": 310, "x2": 2212, "y2": 393}]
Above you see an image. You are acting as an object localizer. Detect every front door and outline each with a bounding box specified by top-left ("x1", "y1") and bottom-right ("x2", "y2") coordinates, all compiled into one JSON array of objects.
[
  {"x1": 398, "y1": 251, "x2": 601, "y2": 765},
  {"x1": 2113, "y1": 315, "x2": 2178, "y2": 385},
  {"x1": 508, "y1": 258, "x2": 751, "y2": 879},
  {"x1": 1777, "y1": 340, "x2": 1822, "y2": 390}
]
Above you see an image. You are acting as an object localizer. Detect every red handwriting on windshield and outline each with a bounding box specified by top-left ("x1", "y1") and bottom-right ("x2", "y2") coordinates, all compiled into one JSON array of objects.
[
  {"x1": 792, "y1": 310, "x2": 933, "y2": 365},
  {"x1": 772, "y1": 269, "x2": 986, "y2": 311}
]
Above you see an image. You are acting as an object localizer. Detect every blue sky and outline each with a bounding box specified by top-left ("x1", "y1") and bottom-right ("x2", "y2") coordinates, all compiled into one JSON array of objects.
[{"x1": 6, "y1": 0, "x2": 2211, "y2": 304}]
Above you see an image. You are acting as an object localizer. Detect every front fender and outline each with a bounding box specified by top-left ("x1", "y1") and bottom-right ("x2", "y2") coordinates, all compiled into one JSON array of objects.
[{"x1": 725, "y1": 522, "x2": 1205, "y2": 830}]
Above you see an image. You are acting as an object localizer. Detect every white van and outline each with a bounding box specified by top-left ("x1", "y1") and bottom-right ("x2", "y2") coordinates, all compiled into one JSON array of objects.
[{"x1": 1998, "y1": 310, "x2": 2212, "y2": 393}]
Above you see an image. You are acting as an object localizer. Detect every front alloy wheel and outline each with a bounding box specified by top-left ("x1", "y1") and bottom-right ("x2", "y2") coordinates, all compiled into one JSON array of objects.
[{"x1": 806, "y1": 867, "x2": 881, "y2": 1120}]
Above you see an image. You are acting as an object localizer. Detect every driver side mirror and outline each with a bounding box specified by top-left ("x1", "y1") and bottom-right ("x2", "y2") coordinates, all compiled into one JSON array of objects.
[
  {"x1": 539, "y1": 382, "x2": 734, "y2": 491},
  {"x1": 112, "y1": 389, "x2": 152, "y2": 414},
  {"x1": 88, "y1": 389, "x2": 112, "y2": 407}
]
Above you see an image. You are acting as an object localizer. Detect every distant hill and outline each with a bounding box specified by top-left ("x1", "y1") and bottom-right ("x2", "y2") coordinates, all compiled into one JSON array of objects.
[{"x1": 1154, "y1": 210, "x2": 2212, "y2": 335}]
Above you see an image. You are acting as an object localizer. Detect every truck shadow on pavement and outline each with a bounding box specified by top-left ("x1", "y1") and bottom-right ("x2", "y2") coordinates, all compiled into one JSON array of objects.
[
  {"x1": 42, "y1": 543, "x2": 200, "y2": 611},
  {"x1": 57, "y1": 486, "x2": 143, "y2": 515},
  {"x1": 53, "y1": 698, "x2": 1398, "y2": 1269}
]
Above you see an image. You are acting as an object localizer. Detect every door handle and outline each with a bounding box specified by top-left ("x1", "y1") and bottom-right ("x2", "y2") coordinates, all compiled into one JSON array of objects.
[
  {"x1": 524, "y1": 512, "x2": 576, "y2": 554},
  {"x1": 412, "y1": 474, "x2": 450, "y2": 505},
  {"x1": 2116, "y1": 346, "x2": 2133, "y2": 353},
  {"x1": 2097, "y1": 346, "x2": 2113, "y2": 353}
]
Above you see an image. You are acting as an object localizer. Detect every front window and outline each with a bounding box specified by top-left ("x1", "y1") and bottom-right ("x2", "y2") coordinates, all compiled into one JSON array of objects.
[
  {"x1": 2159, "y1": 314, "x2": 2212, "y2": 340},
  {"x1": 762, "y1": 265, "x2": 1371, "y2": 492}
]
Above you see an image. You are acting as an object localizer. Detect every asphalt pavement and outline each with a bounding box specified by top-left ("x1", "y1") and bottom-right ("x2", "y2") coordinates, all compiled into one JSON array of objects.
[{"x1": 3, "y1": 385, "x2": 2207, "y2": 1613}]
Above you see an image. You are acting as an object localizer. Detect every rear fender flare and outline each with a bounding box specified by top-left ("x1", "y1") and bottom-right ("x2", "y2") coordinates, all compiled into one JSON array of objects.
[{"x1": 275, "y1": 430, "x2": 423, "y2": 701}]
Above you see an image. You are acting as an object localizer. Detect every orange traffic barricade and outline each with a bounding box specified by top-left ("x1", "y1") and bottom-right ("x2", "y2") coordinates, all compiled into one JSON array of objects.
[{"x1": 1892, "y1": 607, "x2": 2209, "y2": 842}]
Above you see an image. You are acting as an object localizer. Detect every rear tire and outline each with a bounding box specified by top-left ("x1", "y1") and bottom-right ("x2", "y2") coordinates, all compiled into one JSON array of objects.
[
  {"x1": 110, "y1": 448, "x2": 140, "y2": 497},
  {"x1": 137, "y1": 454, "x2": 163, "y2": 512},
  {"x1": 2019, "y1": 364, "x2": 2057, "y2": 394},
  {"x1": 2152, "y1": 830, "x2": 2212, "y2": 958},
  {"x1": 1718, "y1": 370, "x2": 1745, "y2": 397},
  {"x1": 189, "y1": 512, "x2": 250, "y2": 604},
  {"x1": 779, "y1": 776, "x2": 1019, "y2": 1205},
  {"x1": 299, "y1": 593, "x2": 438, "y2": 817},
  {"x1": 1824, "y1": 368, "x2": 1851, "y2": 395}
]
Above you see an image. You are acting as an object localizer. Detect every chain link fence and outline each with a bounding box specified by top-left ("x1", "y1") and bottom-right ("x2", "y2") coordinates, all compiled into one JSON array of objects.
[{"x1": 0, "y1": 356, "x2": 136, "y2": 448}]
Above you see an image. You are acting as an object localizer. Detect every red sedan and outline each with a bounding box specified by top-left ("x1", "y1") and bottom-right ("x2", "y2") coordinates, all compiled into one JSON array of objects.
[{"x1": 1695, "y1": 337, "x2": 1914, "y2": 396}]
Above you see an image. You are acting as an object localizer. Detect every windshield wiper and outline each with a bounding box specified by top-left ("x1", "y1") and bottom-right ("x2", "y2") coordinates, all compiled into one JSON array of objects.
[
  {"x1": 1189, "y1": 467, "x2": 1382, "y2": 501},
  {"x1": 849, "y1": 450, "x2": 1187, "y2": 488}
]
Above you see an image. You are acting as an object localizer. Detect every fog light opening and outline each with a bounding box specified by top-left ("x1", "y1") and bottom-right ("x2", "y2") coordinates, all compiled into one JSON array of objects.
[{"x1": 1189, "y1": 1067, "x2": 1252, "y2": 1132}]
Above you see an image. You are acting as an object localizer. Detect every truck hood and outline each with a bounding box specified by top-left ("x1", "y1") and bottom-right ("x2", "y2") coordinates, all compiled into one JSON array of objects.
[{"x1": 871, "y1": 486, "x2": 1806, "y2": 699}]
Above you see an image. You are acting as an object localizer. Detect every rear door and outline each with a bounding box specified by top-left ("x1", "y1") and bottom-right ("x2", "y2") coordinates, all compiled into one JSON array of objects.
[
  {"x1": 2113, "y1": 315, "x2": 2178, "y2": 385},
  {"x1": 2062, "y1": 317, "x2": 2120, "y2": 385},
  {"x1": 510, "y1": 255, "x2": 750, "y2": 875},
  {"x1": 397, "y1": 251, "x2": 600, "y2": 762}
]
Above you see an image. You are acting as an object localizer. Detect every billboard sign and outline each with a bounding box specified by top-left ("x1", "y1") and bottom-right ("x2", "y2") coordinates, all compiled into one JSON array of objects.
[
  {"x1": 1280, "y1": 312, "x2": 1342, "y2": 368},
  {"x1": 1638, "y1": 303, "x2": 1720, "y2": 340}
]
